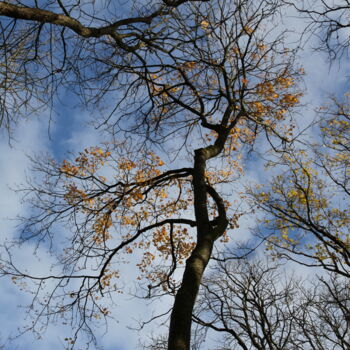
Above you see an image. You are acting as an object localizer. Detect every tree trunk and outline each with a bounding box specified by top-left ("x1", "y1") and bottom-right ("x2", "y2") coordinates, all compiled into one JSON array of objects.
[
  {"x1": 167, "y1": 235, "x2": 215, "y2": 350},
  {"x1": 167, "y1": 146, "x2": 228, "y2": 350}
]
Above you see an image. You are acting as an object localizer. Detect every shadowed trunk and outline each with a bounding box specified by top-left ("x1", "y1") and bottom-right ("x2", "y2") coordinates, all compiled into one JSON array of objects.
[{"x1": 168, "y1": 143, "x2": 229, "y2": 350}]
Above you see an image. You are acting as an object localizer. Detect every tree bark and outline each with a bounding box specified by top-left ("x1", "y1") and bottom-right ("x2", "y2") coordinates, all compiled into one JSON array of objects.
[{"x1": 167, "y1": 145, "x2": 228, "y2": 350}]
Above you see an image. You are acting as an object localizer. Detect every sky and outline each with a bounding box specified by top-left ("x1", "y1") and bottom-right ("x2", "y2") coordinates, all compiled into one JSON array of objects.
[{"x1": 0, "y1": 2, "x2": 349, "y2": 350}]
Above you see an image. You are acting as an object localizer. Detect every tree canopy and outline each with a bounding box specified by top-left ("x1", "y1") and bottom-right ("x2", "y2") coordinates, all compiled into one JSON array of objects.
[{"x1": 0, "y1": 1, "x2": 349, "y2": 350}]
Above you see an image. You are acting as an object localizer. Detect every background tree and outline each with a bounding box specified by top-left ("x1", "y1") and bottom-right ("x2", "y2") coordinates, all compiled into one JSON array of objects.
[
  {"x1": 194, "y1": 259, "x2": 301, "y2": 350},
  {"x1": 192, "y1": 258, "x2": 350, "y2": 350},
  {"x1": 251, "y1": 96, "x2": 350, "y2": 278},
  {"x1": 297, "y1": 274, "x2": 350, "y2": 350},
  {"x1": 0, "y1": 0, "x2": 303, "y2": 349},
  {"x1": 285, "y1": 0, "x2": 350, "y2": 59}
]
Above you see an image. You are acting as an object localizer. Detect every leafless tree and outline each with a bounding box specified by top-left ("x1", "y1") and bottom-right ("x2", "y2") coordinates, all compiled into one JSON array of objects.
[
  {"x1": 194, "y1": 259, "x2": 302, "y2": 350},
  {"x1": 295, "y1": 274, "x2": 350, "y2": 350},
  {"x1": 192, "y1": 258, "x2": 350, "y2": 350},
  {"x1": 285, "y1": 0, "x2": 350, "y2": 59}
]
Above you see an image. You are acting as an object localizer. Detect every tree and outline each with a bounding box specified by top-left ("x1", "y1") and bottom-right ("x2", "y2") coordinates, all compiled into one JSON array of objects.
[
  {"x1": 297, "y1": 274, "x2": 350, "y2": 350},
  {"x1": 251, "y1": 95, "x2": 350, "y2": 278},
  {"x1": 0, "y1": 0, "x2": 212, "y2": 135},
  {"x1": 285, "y1": 0, "x2": 350, "y2": 59},
  {"x1": 0, "y1": 0, "x2": 304, "y2": 349},
  {"x1": 192, "y1": 258, "x2": 350, "y2": 350},
  {"x1": 194, "y1": 259, "x2": 301, "y2": 350}
]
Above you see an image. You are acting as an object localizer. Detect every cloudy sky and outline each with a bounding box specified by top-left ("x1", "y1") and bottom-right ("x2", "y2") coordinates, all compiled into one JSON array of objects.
[{"x1": 0, "y1": 2, "x2": 349, "y2": 350}]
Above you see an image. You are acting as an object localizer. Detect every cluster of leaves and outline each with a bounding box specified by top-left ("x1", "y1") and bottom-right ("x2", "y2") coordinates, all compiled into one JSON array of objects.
[{"x1": 59, "y1": 145, "x2": 197, "y2": 271}]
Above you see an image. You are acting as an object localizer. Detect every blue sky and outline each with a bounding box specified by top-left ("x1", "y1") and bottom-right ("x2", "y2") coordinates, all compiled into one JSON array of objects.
[{"x1": 1, "y1": 3, "x2": 350, "y2": 350}]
